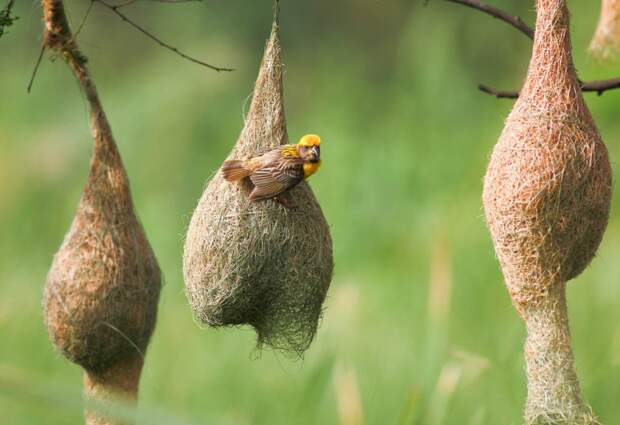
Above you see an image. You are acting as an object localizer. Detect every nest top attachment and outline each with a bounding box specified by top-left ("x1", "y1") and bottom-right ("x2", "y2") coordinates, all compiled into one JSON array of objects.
[{"x1": 235, "y1": 21, "x2": 287, "y2": 157}]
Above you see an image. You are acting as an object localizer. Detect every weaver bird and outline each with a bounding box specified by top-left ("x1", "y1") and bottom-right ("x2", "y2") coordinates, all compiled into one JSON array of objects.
[{"x1": 221, "y1": 134, "x2": 322, "y2": 209}]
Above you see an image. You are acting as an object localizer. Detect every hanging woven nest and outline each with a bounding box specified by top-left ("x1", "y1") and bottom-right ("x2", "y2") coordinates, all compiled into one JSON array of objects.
[
  {"x1": 43, "y1": 133, "x2": 161, "y2": 374},
  {"x1": 183, "y1": 15, "x2": 333, "y2": 356},
  {"x1": 42, "y1": 0, "x2": 161, "y2": 377},
  {"x1": 483, "y1": 0, "x2": 611, "y2": 423},
  {"x1": 484, "y1": 0, "x2": 611, "y2": 309},
  {"x1": 589, "y1": 0, "x2": 620, "y2": 59}
]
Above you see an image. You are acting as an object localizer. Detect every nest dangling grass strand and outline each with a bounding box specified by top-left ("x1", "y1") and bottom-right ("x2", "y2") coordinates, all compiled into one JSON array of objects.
[
  {"x1": 41, "y1": 0, "x2": 161, "y2": 422},
  {"x1": 482, "y1": 0, "x2": 611, "y2": 423},
  {"x1": 183, "y1": 8, "x2": 333, "y2": 357},
  {"x1": 590, "y1": 0, "x2": 620, "y2": 60}
]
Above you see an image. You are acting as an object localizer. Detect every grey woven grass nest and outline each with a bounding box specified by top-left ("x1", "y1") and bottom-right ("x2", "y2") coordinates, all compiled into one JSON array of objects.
[
  {"x1": 44, "y1": 125, "x2": 161, "y2": 374},
  {"x1": 483, "y1": 0, "x2": 612, "y2": 308},
  {"x1": 183, "y1": 22, "x2": 333, "y2": 356},
  {"x1": 590, "y1": 0, "x2": 620, "y2": 59}
]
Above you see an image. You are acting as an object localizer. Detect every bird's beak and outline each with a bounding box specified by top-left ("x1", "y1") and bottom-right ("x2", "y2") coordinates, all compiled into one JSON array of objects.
[{"x1": 311, "y1": 146, "x2": 320, "y2": 158}]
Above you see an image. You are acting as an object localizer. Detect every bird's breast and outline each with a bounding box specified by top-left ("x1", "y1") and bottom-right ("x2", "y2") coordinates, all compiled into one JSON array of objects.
[{"x1": 303, "y1": 161, "x2": 321, "y2": 179}]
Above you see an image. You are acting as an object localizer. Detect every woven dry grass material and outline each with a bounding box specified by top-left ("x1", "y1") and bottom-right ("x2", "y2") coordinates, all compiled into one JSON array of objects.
[
  {"x1": 43, "y1": 106, "x2": 161, "y2": 373},
  {"x1": 483, "y1": 0, "x2": 612, "y2": 309},
  {"x1": 590, "y1": 0, "x2": 620, "y2": 59},
  {"x1": 84, "y1": 355, "x2": 143, "y2": 425},
  {"x1": 42, "y1": 0, "x2": 161, "y2": 375},
  {"x1": 523, "y1": 285, "x2": 600, "y2": 425},
  {"x1": 483, "y1": 0, "x2": 610, "y2": 422},
  {"x1": 183, "y1": 21, "x2": 333, "y2": 356}
]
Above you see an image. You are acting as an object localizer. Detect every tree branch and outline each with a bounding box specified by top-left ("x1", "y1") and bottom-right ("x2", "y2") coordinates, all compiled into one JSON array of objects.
[
  {"x1": 583, "y1": 77, "x2": 620, "y2": 95},
  {"x1": 114, "y1": 0, "x2": 202, "y2": 10},
  {"x1": 441, "y1": 0, "x2": 620, "y2": 98},
  {"x1": 443, "y1": 0, "x2": 533, "y2": 39},
  {"x1": 478, "y1": 77, "x2": 620, "y2": 100},
  {"x1": 478, "y1": 84, "x2": 518, "y2": 99},
  {"x1": 94, "y1": 0, "x2": 233, "y2": 72}
]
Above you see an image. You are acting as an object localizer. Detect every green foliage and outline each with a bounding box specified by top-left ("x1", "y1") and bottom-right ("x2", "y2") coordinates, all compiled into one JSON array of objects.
[
  {"x1": 0, "y1": 0, "x2": 17, "y2": 39},
  {"x1": 1, "y1": 1, "x2": 619, "y2": 424}
]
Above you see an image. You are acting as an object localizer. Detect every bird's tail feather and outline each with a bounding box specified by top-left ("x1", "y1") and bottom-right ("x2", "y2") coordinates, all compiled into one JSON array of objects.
[{"x1": 221, "y1": 160, "x2": 251, "y2": 181}]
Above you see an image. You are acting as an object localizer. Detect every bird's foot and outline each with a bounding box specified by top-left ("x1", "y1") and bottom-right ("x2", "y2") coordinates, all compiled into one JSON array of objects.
[{"x1": 273, "y1": 193, "x2": 298, "y2": 210}]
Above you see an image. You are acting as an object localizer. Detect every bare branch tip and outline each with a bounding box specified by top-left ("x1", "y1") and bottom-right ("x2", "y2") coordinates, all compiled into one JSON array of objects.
[
  {"x1": 478, "y1": 83, "x2": 519, "y2": 99},
  {"x1": 93, "y1": 0, "x2": 232, "y2": 72},
  {"x1": 442, "y1": 0, "x2": 533, "y2": 39}
]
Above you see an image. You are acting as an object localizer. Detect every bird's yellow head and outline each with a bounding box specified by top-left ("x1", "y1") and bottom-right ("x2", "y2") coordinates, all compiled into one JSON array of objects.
[
  {"x1": 297, "y1": 134, "x2": 321, "y2": 178},
  {"x1": 298, "y1": 134, "x2": 321, "y2": 148}
]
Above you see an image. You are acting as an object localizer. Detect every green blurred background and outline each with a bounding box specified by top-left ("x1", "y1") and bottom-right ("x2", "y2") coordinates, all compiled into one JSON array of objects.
[{"x1": 1, "y1": 0, "x2": 620, "y2": 424}]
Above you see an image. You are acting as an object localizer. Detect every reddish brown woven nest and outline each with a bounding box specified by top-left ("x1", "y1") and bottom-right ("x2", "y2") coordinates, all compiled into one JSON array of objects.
[
  {"x1": 43, "y1": 138, "x2": 161, "y2": 373},
  {"x1": 483, "y1": 0, "x2": 611, "y2": 423},
  {"x1": 483, "y1": 1, "x2": 611, "y2": 309},
  {"x1": 41, "y1": 0, "x2": 161, "y2": 375}
]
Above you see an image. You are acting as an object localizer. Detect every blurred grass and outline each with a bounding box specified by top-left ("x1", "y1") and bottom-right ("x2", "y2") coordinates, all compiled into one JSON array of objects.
[{"x1": 1, "y1": 0, "x2": 620, "y2": 424}]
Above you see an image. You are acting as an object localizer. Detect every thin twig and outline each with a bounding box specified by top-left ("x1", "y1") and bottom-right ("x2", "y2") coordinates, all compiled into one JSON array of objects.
[
  {"x1": 442, "y1": 0, "x2": 620, "y2": 98},
  {"x1": 26, "y1": 46, "x2": 46, "y2": 93},
  {"x1": 29, "y1": 0, "x2": 92, "y2": 93},
  {"x1": 114, "y1": 0, "x2": 139, "y2": 7},
  {"x1": 443, "y1": 0, "x2": 534, "y2": 39},
  {"x1": 116, "y1": 0, "x2": 201, "y2": 7},
  {"x1": 74, "y1": 0, "x2": 94, "y2": 38},
  {"x1": 478, "y1": 84, "x2": 518, "y2": 99},
  {"x1": 583, "y1": 77, "x2": 620, "y2": 95},
  {"x1": 94, "y1": 0, "x2": 233, "y2": 72},
  {"x1": 479, "y1": 77, "x2": 620, "y2": 99}
]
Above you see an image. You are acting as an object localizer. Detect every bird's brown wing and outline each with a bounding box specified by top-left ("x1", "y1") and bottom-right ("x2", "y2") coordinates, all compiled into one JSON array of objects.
[{"x1": 249, "y1": 158, "x2": 304, "y2": 201}]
